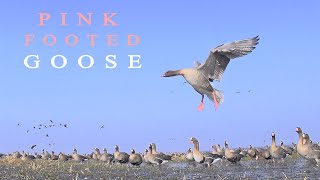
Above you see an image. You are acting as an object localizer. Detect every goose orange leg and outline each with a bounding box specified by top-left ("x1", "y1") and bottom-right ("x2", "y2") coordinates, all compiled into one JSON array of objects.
[
  {"x1": 198, "y1": 95, "x2": 204, "y2": 111},
  {"x1": 212, "y1": 91, "x2": 219, "y2": 110}
]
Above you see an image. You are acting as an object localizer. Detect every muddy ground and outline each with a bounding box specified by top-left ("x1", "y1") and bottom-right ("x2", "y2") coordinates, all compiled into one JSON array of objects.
[{"x1": 0, "y1": 156, "x2": 319, "y2": 179}]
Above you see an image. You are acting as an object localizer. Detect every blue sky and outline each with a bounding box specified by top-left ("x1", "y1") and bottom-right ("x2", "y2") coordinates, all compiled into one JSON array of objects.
[{"x1": 1, "y1": 0, "x2": 320, "y2": 154}]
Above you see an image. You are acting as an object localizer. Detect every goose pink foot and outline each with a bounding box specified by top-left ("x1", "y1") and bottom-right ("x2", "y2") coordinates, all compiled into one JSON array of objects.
[
  {"x1": 198, "y1": 102, "x2": 204, "y2": 111},
  {"x1": 212, "y1": 91, "x2": 219, "y2": 110}
]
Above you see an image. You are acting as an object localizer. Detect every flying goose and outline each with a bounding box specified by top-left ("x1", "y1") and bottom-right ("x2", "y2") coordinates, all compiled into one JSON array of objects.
[
  {"x1": 129, "y1": 149, "x2": 143, "y2": 166},
  {"x1": 269, "y1": 132, "x2": 287, "y2": 160},
  {"x1": 162, "y1": 36, "x2": 259, "y2": 111},
  {"x1": 113, "y1": 145, "x2": 129, "y2": 164}
]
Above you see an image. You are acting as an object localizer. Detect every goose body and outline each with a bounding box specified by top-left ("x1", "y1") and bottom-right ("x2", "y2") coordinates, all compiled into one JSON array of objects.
[
  {"x1": 129, "y1": 149, "x2": 143, "y2": 166},
  {"x1": 280, "y1": 141, "x2": 294, "y2": 155},
  {"x1": 58, "y1": 152, "x2": 69, "y2": 161},
  {"x1": 147, "y1": 144, "x2": 168, "y2": 165},
  {"x1": 99, "y1": 148, "x2": 113, "y2": 163},
  {"x1": 296, "y1": 127, "x2": 309, "y2": 157},
  {"x1": 114, "y1": 145, "x2": 129, "y2": 164},
  {"x1": 185, "y1": 148, "x2": 194, "y2": 161},
  {"x1": 302, "y1": 133, "x2": 320, "y2": 164},
  {"x1": 50, "y1": 151, "x2": 58, "y2": 160},
  {"x1": 151, "y1": 143, "x2": 172, "y2": 160},
  {"x1": 224, "y1": 141, "x2": 243, "y2": 163},
  {"x1": 247, "y1": 145, "x2": 258, "y2": 159},
  {"x1": 163, "y1": 36, "x2": 259, "y2": 111},
  {"x1": 72, "y1": 149, "x2": 84, "y2": 162},
  {"x1": 269, "y1": 132, "x2": 287, "y2": 160}
]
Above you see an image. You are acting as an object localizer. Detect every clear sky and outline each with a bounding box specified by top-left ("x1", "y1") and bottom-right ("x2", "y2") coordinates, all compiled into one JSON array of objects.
[{"x1": 1, "y1": 0, "x2": 320, "y2": 154}]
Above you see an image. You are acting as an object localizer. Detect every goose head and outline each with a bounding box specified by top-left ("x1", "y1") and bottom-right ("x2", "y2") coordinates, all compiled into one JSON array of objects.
[
  {"x1": 131, "y1": 149, "x2": 136, "y2": 154},
  {"x1": 295, "y1": 127, "x2": 302, "y2": 133},
  {"x1": 190, "y1": 137, "x2": 197, "y2": 144},
  {"x1": 162, "y1": 70, "x2": 181, "y2": 77},
  {"x1": 114, "y1": 145, "x2": 119, "y2": 152}
]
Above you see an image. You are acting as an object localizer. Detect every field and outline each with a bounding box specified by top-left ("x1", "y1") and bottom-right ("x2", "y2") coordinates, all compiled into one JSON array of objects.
[{"x1": 0, "y1": 155, "x2": 319, "y2": 180}]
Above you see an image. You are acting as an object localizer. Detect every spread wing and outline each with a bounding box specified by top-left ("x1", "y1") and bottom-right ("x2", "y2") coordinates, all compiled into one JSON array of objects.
[{"x1": 197, "y1": 36, "x2": 259, "y2": 82}]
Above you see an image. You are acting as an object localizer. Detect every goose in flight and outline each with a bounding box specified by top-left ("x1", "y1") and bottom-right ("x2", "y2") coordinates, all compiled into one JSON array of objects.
[{"x1": 162, "y1": 36, "x2": 259, "y2": 111}]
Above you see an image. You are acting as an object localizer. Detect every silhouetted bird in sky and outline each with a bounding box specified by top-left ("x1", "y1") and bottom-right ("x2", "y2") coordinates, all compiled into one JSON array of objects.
[{"x1": 31, "y1": 145, "x2": 37, "y2": 150}]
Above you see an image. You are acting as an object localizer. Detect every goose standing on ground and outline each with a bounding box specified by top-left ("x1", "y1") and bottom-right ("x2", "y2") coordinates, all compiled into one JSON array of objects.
[
  {"x1": 58, "y1": 152, "x2": 69, "y2": 161},
  {"x1": 185, "y1": 148, "x2": 194, "y2": 161},
  {"x1": 41, "y1": 149, "x2": 50, "y2": 160},
  {"x1": 280, "y1": 141, "x2": 294, "y2": 155},
  {"x1": 224, "y1": 141, "x2": 243, "y2": 163},
  {"x1": 247, "y1": 145, "x2": 258, "y2": 159},
  {"x1": 113, "y1": 145, "x2": 129, "y2": 164},
  {"x1": 129, "y1": 149, "x2": 143, "y2": 166},
  {"x1": 93, "y1": 148, "x2": 102, "y2": 160},
  {"x1": 72, "y1": 149, "x2": 84, "y2": 162},
  {"x1": 269, "y1": 132, "x2": 287, "y2": 161},
  {"x1": 144, "y1": 149, "x2": 150, "y2": 163},
  {"x1": 295, "y1": 127, "x2": 308, "y2": 157},
  {"x1": 190, "y1": 137, "x2": 220, "y2": 166},
  {"x1": 50, "y1": 151, "x2": 58, "y2": 160},
  {"x1": 211, "y1": 145, "x2": 224, "y2": 158},
  {"x1": 21, "y1": 153, "x2": 32, "y2": 161},
  {"x1": 151, "y1": 143, "x2": 172, "y2": 160},
  {"x1": 216, "y1": 144, "x2": 225, "y2": 155},
  {"x1": 162, "y1": 36, "x2": 259, "y2": 111},
  {"x1": 99, "y1": 148, "x2": 113, "y2": 163},
  {"x1": 302, "y1": 133, "x2": 320, "y2": 164},
  {"x1": 257, "y1": 146, "x2": 272, "y2": 160},
  {"x1": 146, "y1": 144, "x2": 168, "y2": 165}
]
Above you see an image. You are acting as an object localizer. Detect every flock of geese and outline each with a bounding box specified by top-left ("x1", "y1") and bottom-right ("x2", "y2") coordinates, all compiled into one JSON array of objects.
[{"x1": 1, "y1": 127, "x2": 319, "y2": 167}]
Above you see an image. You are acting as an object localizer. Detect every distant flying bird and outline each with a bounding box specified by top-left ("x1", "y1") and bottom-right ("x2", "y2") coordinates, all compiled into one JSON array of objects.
[
  {"x1": 33, "y1": 126, "x2": 36, "y2": 129},
  {"x1": 101, "y1": 125, "x2": 104, "y2": 129},
  {"x1": 17, "y1": 123, "x2": 20, "y2": 126},
  {"x1": 46, "y1": 134, "x2": 49, "y2": 137},
  {"x1": 50, "y1": 120, "x2": 53, "y2": 123},
  {"x1": 162, "y1": 36, "x2": 259, "y2": 111},
  {"x1": 31, "y1": 145, "x2": 37, "y2": 150},
  {"x1": 236, "y1": 92, "x2": 241, "y2": 93},
  {"x1": 64, "y1": 124, "x2": 68, "y2": 128},
  {"x1": 27, "y1": 130, "x2": 29, "y2": 133}
]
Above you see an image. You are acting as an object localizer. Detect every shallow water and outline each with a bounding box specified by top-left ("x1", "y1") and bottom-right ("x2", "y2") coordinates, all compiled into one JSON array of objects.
[{"x1": 0, "y1": 157, "x2": 319, "y2": 179}]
